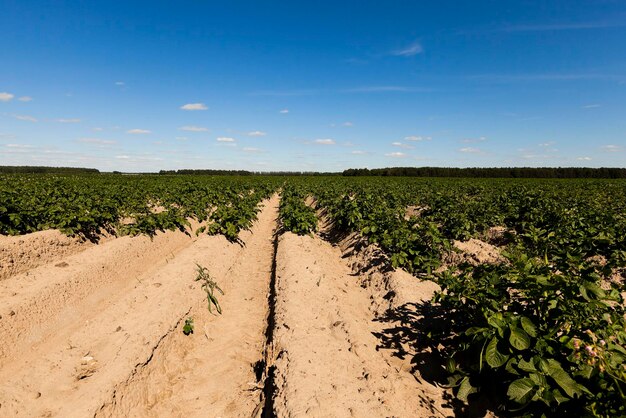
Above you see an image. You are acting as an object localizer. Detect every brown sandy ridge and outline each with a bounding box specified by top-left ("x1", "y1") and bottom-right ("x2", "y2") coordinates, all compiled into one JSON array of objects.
[{"x1": 1, "y1": 194, "x2": 457, "y2": 417}]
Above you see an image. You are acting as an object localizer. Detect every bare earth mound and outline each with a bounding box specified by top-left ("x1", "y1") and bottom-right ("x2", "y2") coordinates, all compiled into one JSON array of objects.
[{"x1": 271, "y1": 232, "x2": 451, "y2": 417}]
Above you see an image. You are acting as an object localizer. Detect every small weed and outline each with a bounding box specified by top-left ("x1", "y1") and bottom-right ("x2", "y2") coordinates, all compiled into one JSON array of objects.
[
  {"x1": 183, "y1": 317, "x2": 194, "y2": 335},
  {"x1": 195, "y1": 264, "x2": 224, "y2": 314}
]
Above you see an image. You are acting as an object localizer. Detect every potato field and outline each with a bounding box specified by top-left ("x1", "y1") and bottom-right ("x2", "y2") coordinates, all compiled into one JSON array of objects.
[{"x1": 0, "y1": 174, "x2": 625, "y2": 417}]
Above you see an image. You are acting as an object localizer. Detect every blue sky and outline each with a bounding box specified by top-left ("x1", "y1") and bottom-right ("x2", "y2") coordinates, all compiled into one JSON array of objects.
[{"x1": 1, "y1": 0, "x2": 625, "y2": 172}]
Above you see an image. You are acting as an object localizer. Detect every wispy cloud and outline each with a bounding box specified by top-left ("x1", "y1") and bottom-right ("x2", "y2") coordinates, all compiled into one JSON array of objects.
[
  {"x1": 127, "y1": 128, "x2": 151, "y2": 134},
  {"x1": 577, "y1": 156, "x2": 592, "y2": 161},
  {"x1": 180, "y1": 125, "x2": 208, "y2": 132},
  {"x1": 499, "y1": 20, "x2": 626, "y2": 33},
  {"x1": 459, "y1": 147, "x2": 483, "y2": 154},
  {"x1": 180, "y1": 103, "x2": 208, "y2": 111},
  {"x1": 18, "y1": 96, "x2": 33, "y2": 102},
  {"x1": 351, "y1": 150, "x2": 367, "y2": 155},
  {"x1": 279, "y1": 109, "x2": 289, "y2": 114},
  {"x1": 116, "y1": 155, "x2": 130, "y2": 159},
  {"x1": 247, "y1": 131, "x2": 267, "y2": 137},
  {"x1": 405, "y1": 135, "x2": 432, "y2": 141},
  {"x1": 243, "y1": 147, "x2": 262, "y2": 153},
  {"x1": 468, "y1": 73, "x2": 623, "y2": 83},
  {"x1": 77, "y1": 138, "x2": 116, "y2": 146},
  {"x1": 314, "y1": 138, "x2": 335, "y2": 145},
  {"x1": 342, "y1": 86, "x2": 430, "y2": 93},
  {"x1": 601, "y1": 144, "x2": 623, "y2": 152},
  {"x1": 385, "y1": 152, "x2": 407, "y2": 158},
  {"x1": 216, "y1": 137, "x2": 236, "y2": 142},
  {"x1": 390, "y1": 41, "x2": 423, "y2": 57},
  {"x1": 461, "y1": 136, "x2": 487, "y2": 143},
  {"x1": 342, "y1": 121, "x2": 353, "y2": 127},
  {"x1": 0, "y1": 92, "x2": 14, "y2": 102},
  {"x1": 56, "y1": 118, "x2": 81, "y2": 123},
  {"x1": 13, "y1": 114, "x2": 37, "y2": 122},
  {"x1": 5, "y1": 143, "x2": 34, "y2": 149},
  {"x1": 392, "y1": 141, "x2": 414, "y2": 149},
  {"x1": 582, "y1": 104, "x2": 601, "y2": 109},
  {"x1": 252, "y1": 89, "x2": 320, "y2": 97},
  {"x1": 539, "y1": 141, "x2": 556, "y2": 147},
  {"x1": 115, "y1": 81, "x2": 125, "y2": 86}
]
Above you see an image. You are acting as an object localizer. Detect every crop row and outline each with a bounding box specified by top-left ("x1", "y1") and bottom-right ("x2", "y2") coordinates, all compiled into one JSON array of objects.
[{"x1": 278, "y1": 177, "x2": 626, "y2": 417}]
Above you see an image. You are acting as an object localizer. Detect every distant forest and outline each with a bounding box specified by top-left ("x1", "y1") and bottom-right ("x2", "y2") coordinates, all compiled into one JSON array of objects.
[
  {"x1": 0, "y1": 166, "x2": 100, "y2": 174},
  {"x1": 342, "y1": 167, "x2": 626, "y2": 178},
  {"x1": 2, "y1": 166, "x2": 626, "y2": 178}
]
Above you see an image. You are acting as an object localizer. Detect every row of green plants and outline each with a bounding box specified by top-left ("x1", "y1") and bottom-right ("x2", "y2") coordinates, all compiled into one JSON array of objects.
[
  {"x1": 287, "y1": 177, "x2": 626, "y2": 416},
  {"x1": 278, "y1": 185, "x2": 318, "y2": 235},
  {"x1": 0, "y1": 174, "x2": 280, "y2": 241}
]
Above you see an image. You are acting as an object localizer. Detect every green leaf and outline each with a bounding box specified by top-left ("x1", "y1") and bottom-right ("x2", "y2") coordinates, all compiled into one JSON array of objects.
[
  {"x1": 485, "y1": 337, "x2": 509, "y2": 368},
  {"x1": 509, "y1": 326, "x2": 531, "y2": 350},
  {"x1": 518, "y1": 357, "x2": 536, "y2": 372},
  {"x1": 457, "y1": 376, "x2": 477, "y2": 402},
  {"x1": 542, "y1": 359, "x2": 585, "y2": 398},
  {"x1": 520, "y1": 316, "x2": 537, "y2": 338},
  {"x1": 507, "y1": 378, "x2": 537, "y2": 404}
]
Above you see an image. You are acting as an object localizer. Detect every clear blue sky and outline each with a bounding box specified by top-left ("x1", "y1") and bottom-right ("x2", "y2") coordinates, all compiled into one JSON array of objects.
[{"x1": 1, "y1": 0, "x2": 625, "y2": 171}]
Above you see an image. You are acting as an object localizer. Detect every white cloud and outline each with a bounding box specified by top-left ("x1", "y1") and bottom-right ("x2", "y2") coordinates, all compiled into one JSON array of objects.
[
  {"x1": 459, "y1": 147, "x2": 482, "y2": 153},
  {"x1": 92, "y1": 127, "x2": 104, "y2": 131},
  {"x1": 351, "y1": 150, "x2": 367, "y2": 155},
  {"x1": 577, "y1": 156, "x2": 592, "y2": 161},
  {"x1": 602, "y1": 144, "x2": 623, "y2": 152},
  {"x1": 217, "y1": 137, "x2": 236, "y2": 142},
  {"x1": 180, "y1": 125, "x2": 209, "y2": 132},
  {"x1": 18, "y1": 96, "x2": 32, "y2": 102},
  {"x1": 404, "y1": 135, "x2": 432, "y2": 141},
  {"x1": 127, "y1": 129, "x2": 151, "y2": 134},
  {"x1": 385, "y1": 152, "x2": 407, "y2": 158},
  {"x1": 243, "y1": 147, "x2": 262, "y2": 153},
  {"x1": 115, "y1": 155, "x2": 130, "y2": 159},
  {"x1": 13, "y1": 114, "x2": 37, "y2": 122},
  {"x1": 180, "y1": 103, "x2": 208, "y2": 111},
  {"x1": 314, "y1": 138, "x2": 336, "y2": 145},
  {"x1": 461, "y1": 136, "x2": 487, "y2": 143},
  {"x1": 279, "y1": 109, "x2": 289, "y2": 114},
  {"x1": 539, "y1": 141, "x2": 556, "y2": 147},
  {"x1": 582, "y1": 104, "x2": 600, "y2": 109},
  {"x1": 392, "y1": 141, "x2": 414, "y2": 149},
  {"x1": 391, "y1": 41, "x2": 423, "y2": 57},
  {"x1": 115, "y1": 81, "x2": 125, "y2": 86},
  {"x1": 5, "y1": 143, "x2": 34, "y2": 148},
  {"x1": 176, "y1": 136, "x2": 188, "y2": 141},
  {"x1": 78, "y1": 138, "x2": 116, "y2": 145},
  {"x1": 342, "y1": 121, "x2": 353, "y2": 127},
  {"x1": 0, "y1": 92, "x2": 14, "y2": 102},
  {"x1": 56, "y1": 118, "x2": 81, "y2": 123},
  {"x1": 247, "y1": 131, "x2": 267, "y2": 137}
]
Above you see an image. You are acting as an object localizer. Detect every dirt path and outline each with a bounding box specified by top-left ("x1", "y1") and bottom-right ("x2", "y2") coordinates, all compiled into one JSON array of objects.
[
  {"x1": 0, "y1": 197, "x2": 278, "y2": 418},
  {"x1": 270, "y1": 232, "x2": 452, "y2": 417}
]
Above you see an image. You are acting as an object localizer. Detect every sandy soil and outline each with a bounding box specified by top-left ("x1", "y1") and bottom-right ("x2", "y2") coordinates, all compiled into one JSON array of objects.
[
  {"x1": 0, "y1": 197, "x2": 278, "y2": 417},
  {"x1": 271, "y1": 232, "x2": 452, "y2": 417},
  {"x1": 0, "y1": 230, "x2": 109, "y2": 281},
  {"x1": 1, "y1": 194, "x2": 458, "y2": 417}
]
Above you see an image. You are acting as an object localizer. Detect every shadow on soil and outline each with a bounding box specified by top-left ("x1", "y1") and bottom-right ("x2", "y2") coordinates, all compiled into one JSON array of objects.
[{"x1": 373, "y1": 301, "x2": 503, "y2": 417}]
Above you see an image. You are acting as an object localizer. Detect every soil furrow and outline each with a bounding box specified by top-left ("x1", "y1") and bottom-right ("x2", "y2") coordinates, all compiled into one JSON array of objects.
[
  {"x1": 269, "y1": 232, "x2": 451, "y2": 417},
  {"x1": 0, "y1": 198, "x2": 277, "y2": 417},
  {"x1": 0, "y1": 222, "x2": 201, "y2": 368},
  {"x1": 95, "y1": 195, "x2": 279, "y2": 418}
]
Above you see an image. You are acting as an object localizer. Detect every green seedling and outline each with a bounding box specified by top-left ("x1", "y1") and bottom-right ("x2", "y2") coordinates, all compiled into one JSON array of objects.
[
  {"x1": 183, "y1": 317, "x2": 194, "y2": 335},
  {"x1": 195, "y1": 264, "x2": 224, "y2": 314}
]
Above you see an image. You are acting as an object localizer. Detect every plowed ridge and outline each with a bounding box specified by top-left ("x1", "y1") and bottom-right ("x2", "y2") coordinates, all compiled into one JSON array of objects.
[{"x1": 0, "y1": 195, "x2": 449, "y2": 417}]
